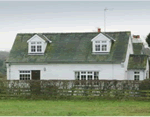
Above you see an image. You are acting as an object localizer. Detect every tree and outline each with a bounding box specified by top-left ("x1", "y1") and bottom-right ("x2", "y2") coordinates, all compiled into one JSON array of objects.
[{"x1": 146, "y1": 33, "x2": 150, "y2": 47}]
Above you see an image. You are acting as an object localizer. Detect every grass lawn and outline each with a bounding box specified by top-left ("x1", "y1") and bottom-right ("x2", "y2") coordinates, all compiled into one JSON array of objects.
[{"x1": 0, "y1": 99, "x2": 150, "y2": 116}]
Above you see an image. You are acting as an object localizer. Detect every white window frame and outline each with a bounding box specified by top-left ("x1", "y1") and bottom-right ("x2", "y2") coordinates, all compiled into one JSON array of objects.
[
  {"x1": 30, "y1": 41, "x2": 43, "y2": 53},
  {"x1": 94, "y1": 40, "x2": 108, "y2": 52},
  {"x1": 19, "y1": 70, "x2": 31, "y2": 80},
  {"x1": 75, "y1": 71, "x2": 99, "y2": 85},
  {"x1": 134, "y1": 71, "x2": 140, "y2": 81}
]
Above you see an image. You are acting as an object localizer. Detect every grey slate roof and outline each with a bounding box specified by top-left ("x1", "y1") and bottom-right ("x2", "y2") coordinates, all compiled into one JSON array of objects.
[
  {"x1": 36, "y1": 34, "x2": 51, "y2": 42},
  {"x1": 142, "y1": 47, "x2": 150, "y2": 56},
  {"x1": 128, "y1": 55, "x2": 148, "y2": 70},
  {"x1": 133, "y1": 43, "x2": 143, "y2": 55},
  {"x1": 7, "y1": 31, "x2": 131, "y2": 64}
]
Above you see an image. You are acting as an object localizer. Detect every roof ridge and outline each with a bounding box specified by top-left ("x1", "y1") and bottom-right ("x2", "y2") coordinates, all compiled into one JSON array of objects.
[{"x1": 17, "y1": 31, "x2": 131, "y2": 35}]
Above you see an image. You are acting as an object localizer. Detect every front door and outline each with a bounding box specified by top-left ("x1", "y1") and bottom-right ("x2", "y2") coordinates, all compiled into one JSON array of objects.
[
  {"x1": 32, "y1": 70, "x2": 40, "y2": 80},
  {"x1": 31, "y1": 70, "x2": 41, "y2": 95}
]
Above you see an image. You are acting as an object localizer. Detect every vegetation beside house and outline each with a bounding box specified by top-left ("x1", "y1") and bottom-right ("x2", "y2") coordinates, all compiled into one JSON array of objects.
[{"x1": 0, "y1": 51, "x2": 9, "y2": 79}]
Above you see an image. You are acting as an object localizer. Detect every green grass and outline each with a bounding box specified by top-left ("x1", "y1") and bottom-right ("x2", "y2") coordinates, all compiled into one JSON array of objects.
[{"x1": 0, "y1": 99, "x2": 150, "y2": 116}]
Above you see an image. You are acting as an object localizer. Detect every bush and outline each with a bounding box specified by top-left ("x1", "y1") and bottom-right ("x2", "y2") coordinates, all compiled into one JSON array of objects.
[{"x1": 139, "y1": 79, "x2": 150, "y2": 90}]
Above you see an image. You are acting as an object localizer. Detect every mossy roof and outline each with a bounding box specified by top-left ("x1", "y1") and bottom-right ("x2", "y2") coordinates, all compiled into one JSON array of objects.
[
  {"x1": 128, "y1": 55, "x2": 148, "y2": 70},
  {"x1": 7, "y1": 31, "x2": 131, "y2": 64},
  {"x1": 133, "y1": 43, "x2": 143, "y2": 54}
]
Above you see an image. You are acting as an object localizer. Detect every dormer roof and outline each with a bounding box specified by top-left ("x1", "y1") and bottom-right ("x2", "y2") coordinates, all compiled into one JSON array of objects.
[
  {"x1": 7, "y1": 31, "x2": 131, "y2": 63},
  {"x1": 91, "y1": 32, "x2": 115, "y2": 42},
  {"x1": 27, "y1": 34, "x2": 52, "y2": 43}
]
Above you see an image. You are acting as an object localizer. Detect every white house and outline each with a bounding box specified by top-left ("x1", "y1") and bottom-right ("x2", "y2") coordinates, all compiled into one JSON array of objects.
[{"x1": 6, "y1": 30, "x2": 149, "y2": 81}]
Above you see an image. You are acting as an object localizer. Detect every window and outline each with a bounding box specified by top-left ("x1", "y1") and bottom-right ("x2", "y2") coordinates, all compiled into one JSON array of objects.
[
  {"x1": 134, "y1": 71, "x2": 140, "y2": 81},
  {"x1": 75, "y1": 71, "x2": 99, "y2": 85},
  {"x1": 30, "y1": 41, "x2": 42, "y2": 53},
  {"x1": 31, "y1": 46, "x2": 36, "y2": 52},
  {"x1": 95, "y1": 45, "x2": 100, "y2": 51},
  {"x1": 102, "y1": 45, "x2": 107, "y2": 51},
  {"x1": 94, "y1": 41, "x2": 107, "y2": 52},
  {"x1": 19, "y1": 71, "x2": 31, "y2": 80}
]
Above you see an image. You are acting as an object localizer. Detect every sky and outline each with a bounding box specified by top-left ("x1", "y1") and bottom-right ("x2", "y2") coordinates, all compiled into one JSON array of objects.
[{"x1": 0, "y1": 1, "x2": 150, "y2": 51}]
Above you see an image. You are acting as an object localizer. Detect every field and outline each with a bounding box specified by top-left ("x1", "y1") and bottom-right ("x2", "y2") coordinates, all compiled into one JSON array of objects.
[{"x1": 0, "y1": 99, "x2": 150, "y2": 116}]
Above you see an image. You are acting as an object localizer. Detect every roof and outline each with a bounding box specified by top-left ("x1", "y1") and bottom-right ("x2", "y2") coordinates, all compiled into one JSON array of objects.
[
  {"x1": 102, "y1": 33, "x2": 115, "y2": 41},
  {"x1": 36, "y1": 34, "x2": 51, "y2": 42},
  {"x1": 7, "y1": 31, "x2": 131, "y2": 64},
  {"x1": 128, "y1": 55, "x2": 148, "y2": 70},
  {"x1": 142, "y1": 47, "x2": 150, "y2": 56},
  {"x1": 133, "y1": 43, "x2": 143, "y2": 54}
]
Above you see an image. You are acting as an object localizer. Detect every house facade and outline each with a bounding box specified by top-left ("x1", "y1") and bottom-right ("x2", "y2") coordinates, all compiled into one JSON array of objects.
[{"x1": 6, "y1": 30, "x2": 149, "y2": 81}]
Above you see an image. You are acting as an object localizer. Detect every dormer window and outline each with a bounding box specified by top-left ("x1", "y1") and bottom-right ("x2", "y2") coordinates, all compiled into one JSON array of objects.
[
  {"x1": 95, "y1": 41, "x2": 107, "y2": 52},
  {"x1": 31, "y1": 42, "x2": 42, "y2": 53},
  {"x1": 27, "y1": 34, "x2": 52, "y2": 55},
  {"x1": 91, "y1": 33, "x2": 115, "y2": 54}
]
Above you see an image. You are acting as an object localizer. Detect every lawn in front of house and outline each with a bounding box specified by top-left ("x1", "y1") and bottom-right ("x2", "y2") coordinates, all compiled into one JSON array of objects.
[{"x1": 0, "y1": 99, "x2": 150, "y2": 116}]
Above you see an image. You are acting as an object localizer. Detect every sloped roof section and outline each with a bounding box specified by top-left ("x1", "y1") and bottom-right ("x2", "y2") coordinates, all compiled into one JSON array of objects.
[
  {"x1": 36, "y1": 34, "x2": 51, "y2": 42},
  {"x1": 133, "y1": 43, "x2": 143, "y2": 54},
  {"x1": 7, "y1": 31, "x2": 130, "y2": 64},
  {"x1": 128, "y1": 55, "x2": 148, "y2": 70},
  {"x1": 102, "y1": 33, "x2": 115, "y2": 41},
  {"x1": 142, "y1": 47, "x2": 150, "y2": 56}
]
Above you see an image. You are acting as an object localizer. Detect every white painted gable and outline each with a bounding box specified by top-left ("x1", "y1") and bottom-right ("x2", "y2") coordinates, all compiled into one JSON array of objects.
[
  {"x1": 91, "y1": 33, "x2": 112, "y2": 53},
  {"x1": 91, "y1": 33, "x2": 110, "y2": 42},
  {"x1": 27, "y1": 34, "x2": 45, "y2": 43},
  {"x1": 27, "y1": 34, "x2": 48, "y2": 54}
]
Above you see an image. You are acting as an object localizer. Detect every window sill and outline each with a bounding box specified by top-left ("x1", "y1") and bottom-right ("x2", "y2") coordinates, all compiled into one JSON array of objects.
[
  {"x1": 92, "y1": 52, "x2": 109, "y2": 55},
  {"x1": 28, "y1": 53, "x2": 44, "y2": 55}
]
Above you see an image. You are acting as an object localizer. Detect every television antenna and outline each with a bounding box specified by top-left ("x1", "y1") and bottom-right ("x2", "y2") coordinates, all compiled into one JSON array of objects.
[{"x1": 104, "y1": 8, "x2": 113, "y2": 32}]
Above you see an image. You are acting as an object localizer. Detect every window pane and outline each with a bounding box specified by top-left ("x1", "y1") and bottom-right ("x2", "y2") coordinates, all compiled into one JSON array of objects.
[
  {"x1": 19, "y1": 71, "x2": 31, "y2": 80},
  {"x1": 88, "y1": 71, "x2": 92, "y2": 74},
  {"x1": 94, "y1": 72, "x2": 99, "y2": 80},
  {"x1": 31, "y1": 46, "x2": 36, "y2": 52},
  {"x1": 134, "y1": 75, "x2": 139, "y2": 80},
  {"x1": 88, "y1": 75, "x2": 92, "y2": 80},
  {"x1": 81, "y1": 75, "x2": 86, "y2": 80},
  {"x1": 31, "y1": 42, "x2": 36, "y2": 44},
  {"x1": 37, "y1": 42, "x2": 42, "y2": 44},
  {"x1": 37, "y1": 46, "x2": 42, "y2": 52},
  {"x1": 75, "y1": 72, "x2": 80, "y2": 80},
  {"x1": 134, "y1": 72, "x2": 139, "y2": 74},
  {"x1": 95, "y1": 45, "x2": 100, "y2": 51},
  {"x1": 95, "y1": 41, "x2": 100, "y2": 43},
  {"x1": 102, "y1": 41, "x2": 107, "y2": 43},
  {"x1": 81, "y1": 71, "x2": 86, "y2": 74},
  {"x1": 102, "y1": 45, "x2": 107, "y2": 51}
]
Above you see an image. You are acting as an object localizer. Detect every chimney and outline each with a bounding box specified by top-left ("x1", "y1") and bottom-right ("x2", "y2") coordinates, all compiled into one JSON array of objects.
[
  {"x1": 133, "y1": 35, "x2": 140, "y2": 39},
  {"x1": 98, "y1": 28, "x2": 101, "y2": 32}
]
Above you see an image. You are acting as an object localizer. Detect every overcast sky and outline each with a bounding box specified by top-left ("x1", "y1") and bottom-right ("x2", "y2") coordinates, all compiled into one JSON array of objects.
[{"x1": 0, "y1": 1, "x2": 150, "y2": 51}]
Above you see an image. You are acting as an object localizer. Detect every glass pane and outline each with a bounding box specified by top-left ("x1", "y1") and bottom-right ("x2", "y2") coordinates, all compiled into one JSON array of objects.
[
  {"x1": 31, "y1": 46, "x2": 36, "y2": 52},
  {"x1": 102, "y1": 45, "x2": 107, "y2": 51},
  {"x1": 102, "y1": 41, "x2": 107, "y2": 43},
  {"x1": 95, "y1": 45, "x2": 100, "y2": 51},
  {"x1": 37, "y1": 46, "x2": 42, "y2": 52}
]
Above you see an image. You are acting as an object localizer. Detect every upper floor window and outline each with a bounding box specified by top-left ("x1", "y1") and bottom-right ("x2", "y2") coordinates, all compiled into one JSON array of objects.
[
  {"x1": 94, "y1": 41, "x2": 108, "y2": 52},
  {"x1": 30, "y1": 42, "x2": 42, "y2": 53}
]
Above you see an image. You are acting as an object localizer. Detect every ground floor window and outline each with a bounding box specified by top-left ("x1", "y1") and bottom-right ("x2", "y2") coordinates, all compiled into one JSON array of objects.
[
  {"x1": 75, "y1": 71, "x2": 99, "y2": 85},
  {"x1": 134, "y1": 71, "x2": 140, "y2": 81},
  {"x1": 19, "y1": 71, "x2": 31, "y2": 80}
]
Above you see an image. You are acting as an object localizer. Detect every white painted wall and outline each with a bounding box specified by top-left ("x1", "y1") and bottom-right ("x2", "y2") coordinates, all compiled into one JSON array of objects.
[
  {"x1": 7, "y1": 63, "x2": 125, "y2": 80},
  {"x1": 123, "y1": 36, "x2": 134, "y2": 79},
  {"x1": 132, "y1": 38, "x2": 143, "y2": 43},
  {"x1": 127, "y1": 70, "x2": 145, "y2": 80},
  {"x1": 127, "y1": 60, "x2": 149, "y2": 80},
  {"x1": 145, "y1": 59, "x2": 149, "y2": 78}
]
